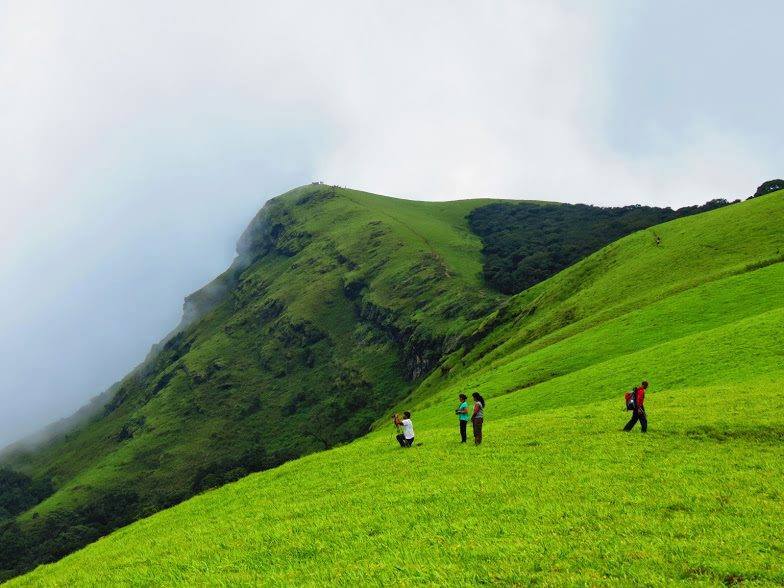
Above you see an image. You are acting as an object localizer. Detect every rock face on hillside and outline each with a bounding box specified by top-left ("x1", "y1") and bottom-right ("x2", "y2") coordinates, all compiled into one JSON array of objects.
[{"x1": 181, "y1": 196, "x2": 301, "y2": 329}]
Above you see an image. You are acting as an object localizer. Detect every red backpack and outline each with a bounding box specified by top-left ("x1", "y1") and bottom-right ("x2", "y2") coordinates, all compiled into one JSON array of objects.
[{"x1": 624, "y1": 388, "x2": 637, "y2": 411}]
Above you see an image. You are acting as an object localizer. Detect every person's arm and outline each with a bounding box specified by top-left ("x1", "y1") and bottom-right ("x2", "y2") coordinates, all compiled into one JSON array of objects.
[
  {"x1": 457, "y1": 404, "x2": 467, "y2": 415},
  {"x1": 472, "y1": 403, "x2": 480, "y2": 417}
]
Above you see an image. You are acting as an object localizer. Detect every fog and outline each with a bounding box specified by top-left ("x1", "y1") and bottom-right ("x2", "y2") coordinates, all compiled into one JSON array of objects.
[{"x1": 1, "y1": 1, "x2": 781, "y2": 447}]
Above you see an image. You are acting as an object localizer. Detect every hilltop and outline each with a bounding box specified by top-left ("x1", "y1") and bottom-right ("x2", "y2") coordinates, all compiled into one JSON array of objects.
[
  {"x1": 0, "y1": 186, "x2": 499, "y2": 578},
  {"x1": 8, "y1": 189, "x2": 784, "y2": 585}
]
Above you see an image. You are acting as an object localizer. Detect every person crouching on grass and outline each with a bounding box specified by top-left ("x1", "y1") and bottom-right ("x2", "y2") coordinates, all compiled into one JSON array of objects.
[{"x1": 393, "y1": 411, "x2": 415, "y2": 447}]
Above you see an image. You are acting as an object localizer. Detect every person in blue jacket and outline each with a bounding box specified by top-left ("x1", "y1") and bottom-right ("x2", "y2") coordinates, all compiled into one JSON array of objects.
[{"x1": 455, "y1": 394, "x2": 469, "y2": 443}]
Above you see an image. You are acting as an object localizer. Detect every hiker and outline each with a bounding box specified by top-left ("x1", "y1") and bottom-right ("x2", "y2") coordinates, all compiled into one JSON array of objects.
[
  {"x1": 455, "y1": 394, "x2": 469, "y2": 442},
  {"x1": 393, "y1": 411, "x2": 415, "y2": 447},
  {"x1": 471, "y1": 392, "x2": 485, "y2": 445},
  {"x1": 623, "y1": 381, "x2": 649, "y2": 433}
]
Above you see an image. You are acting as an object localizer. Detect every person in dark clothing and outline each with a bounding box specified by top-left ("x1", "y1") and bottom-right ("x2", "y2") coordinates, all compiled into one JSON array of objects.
[
  {"x1": 455, "y1": 394, "x2": 469, "y2": 443},
  {"x1": 623, "y1": 381, "x2": 649, "y2": 433},
  {"x1": 471, "y1": 392, "x2": 485, "y2": 445}
]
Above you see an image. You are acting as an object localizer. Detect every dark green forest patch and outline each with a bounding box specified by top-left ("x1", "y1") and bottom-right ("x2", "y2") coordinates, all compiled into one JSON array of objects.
[{"x1": 468, "y1": 199, "x2": 733, "y2": 294}]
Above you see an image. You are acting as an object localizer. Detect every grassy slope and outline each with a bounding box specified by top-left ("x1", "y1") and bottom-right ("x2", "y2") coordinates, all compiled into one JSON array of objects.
[
  {"x1": 14, "y1": 192, "x2": 784, "y2": 585},
  {"x1": 0, "y1": 186, "x2": 505, "y2": 575},
  {"x1": 5, "y1": 186, "x2": 494, "y2": 486}
]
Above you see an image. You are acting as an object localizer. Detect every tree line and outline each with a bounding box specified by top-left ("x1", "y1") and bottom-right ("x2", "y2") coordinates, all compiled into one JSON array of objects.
[{"x1": 468, "y1": 198, "x2": 734, "y2": 295}]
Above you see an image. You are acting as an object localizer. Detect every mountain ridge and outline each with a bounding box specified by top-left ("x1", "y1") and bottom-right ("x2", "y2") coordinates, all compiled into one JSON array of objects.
[
  {"x1": 0, "y1": 184, "x2": 763, "y2": 581},
  {"x1": 9, "y1": 188, "x2": 784, "y2": 586}
]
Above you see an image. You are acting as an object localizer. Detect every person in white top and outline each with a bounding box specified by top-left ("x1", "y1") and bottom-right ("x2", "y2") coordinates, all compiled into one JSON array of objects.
[{"x1": 393, "y1": 411, "x2": 415, "y2": 447}]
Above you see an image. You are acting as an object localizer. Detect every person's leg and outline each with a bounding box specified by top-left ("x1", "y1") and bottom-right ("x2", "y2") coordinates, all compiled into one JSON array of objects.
[
  {"x1": 460, "y1": 420, "x2": 467, "y2": 443},
  {"x1": 472, "y1": 418, "x2": 479, "y2": 444},
  {"x1": 639, "y1": 409, "x2": 648, "y2": 433},
  {"x1": 396, "y1": 433, "x2": 406, "y2": 447},
  {"x1": 405, "y1": 437, "x2": 414, "y2": 447},
  {"x1": 475, "y1": 418, "x2": 483, "y2": 444},
  {"x1": 623, "y1": 410, "x2": 639, "y2": 431}
]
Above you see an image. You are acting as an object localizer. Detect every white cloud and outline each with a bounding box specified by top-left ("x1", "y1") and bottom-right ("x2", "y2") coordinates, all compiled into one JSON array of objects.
[{"x1": 0, "y1": 0, "x2": 780, "y2": 445}]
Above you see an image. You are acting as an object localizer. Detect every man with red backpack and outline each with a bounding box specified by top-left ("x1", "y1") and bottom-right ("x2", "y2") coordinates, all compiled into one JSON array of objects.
[{"x1": 623, "y1": 381, "x2": 649, "y2": 433}]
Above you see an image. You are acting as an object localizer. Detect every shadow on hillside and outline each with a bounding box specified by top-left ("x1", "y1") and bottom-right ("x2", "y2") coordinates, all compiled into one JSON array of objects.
[{"x1": 677, "y1": 424, "x2": 784, "y2": 444}]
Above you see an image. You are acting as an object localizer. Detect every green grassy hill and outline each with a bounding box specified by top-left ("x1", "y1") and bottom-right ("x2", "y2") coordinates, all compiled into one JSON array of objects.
[
  {"x1": 467, "y1": 197, "x2": 731, "y2": 294},
  {"x1": 12, "y1": 191, "x2": 784, "y2": 586},
  {"x1": 0, "y1": 186, "x2": 507, "y2": 578}
]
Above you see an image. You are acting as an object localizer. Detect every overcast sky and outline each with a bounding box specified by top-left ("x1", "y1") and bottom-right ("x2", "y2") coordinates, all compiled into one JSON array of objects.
[{"x1": 1, "y1": 0, "x2": 782, "y2": 447}]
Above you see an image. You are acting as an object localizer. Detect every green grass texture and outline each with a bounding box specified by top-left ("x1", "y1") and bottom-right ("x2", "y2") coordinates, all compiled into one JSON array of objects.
[
  {"x1": 12, "y1": 190, "x2": 784, "y2": 586},
  {"x1": 3, "y1": 186, "x2": 503, "y2": 522}
]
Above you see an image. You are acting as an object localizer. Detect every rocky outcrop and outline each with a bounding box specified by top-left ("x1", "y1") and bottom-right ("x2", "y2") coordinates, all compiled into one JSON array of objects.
[
  {"x1": 180, "y1": 191, "x2": 321, "y2": 331},
  {"x1": 355, "y1": 299, "x2": 445, "y2": 381}
]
